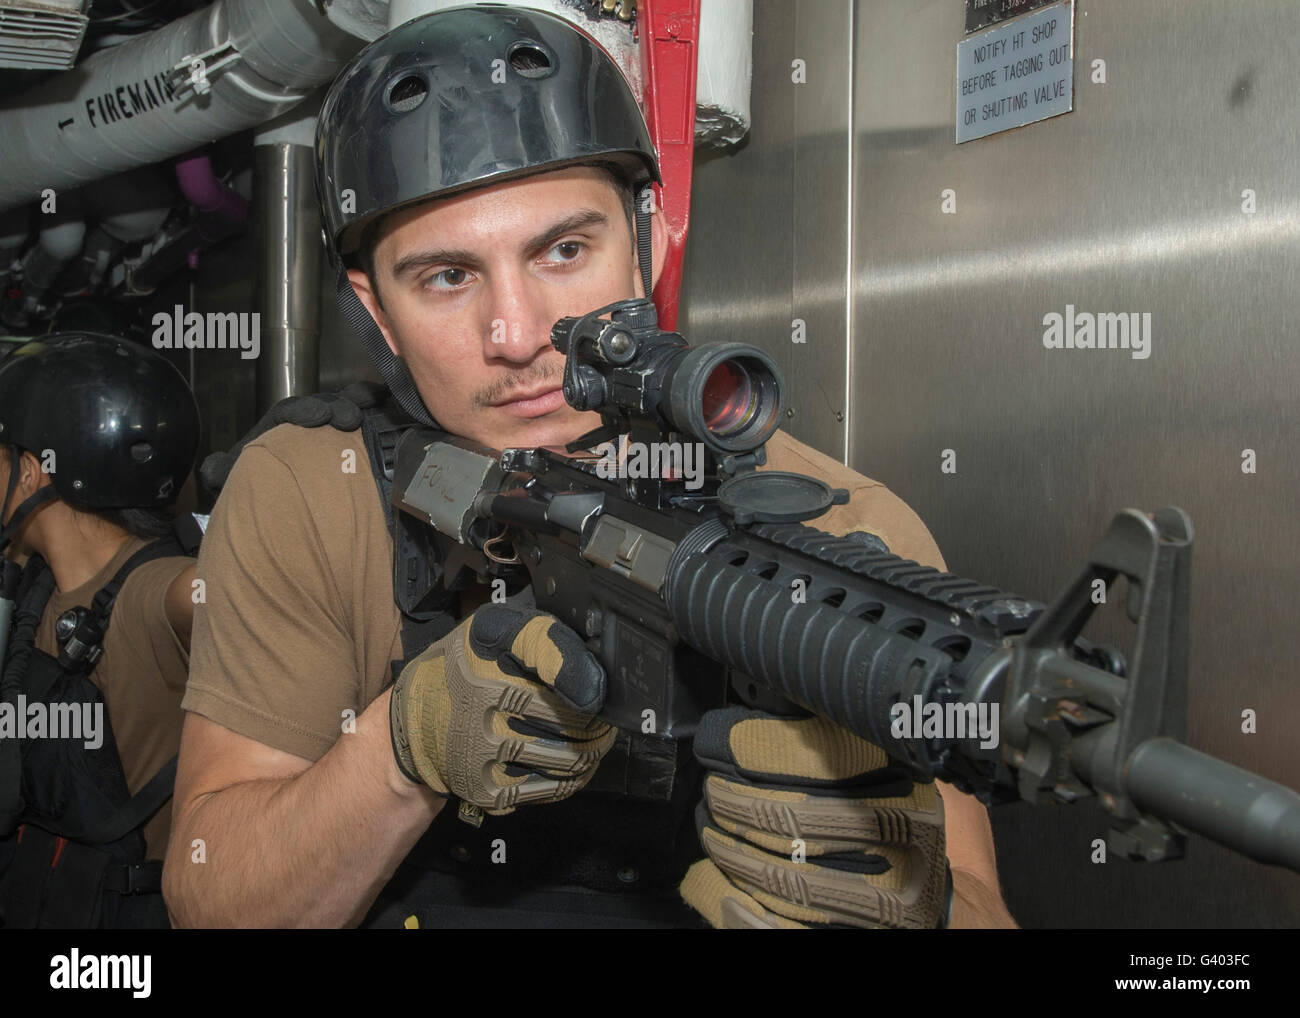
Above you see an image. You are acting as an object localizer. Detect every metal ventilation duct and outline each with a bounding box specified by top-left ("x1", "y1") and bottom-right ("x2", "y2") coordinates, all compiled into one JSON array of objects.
[{"x1": 0, "y1": 0, "x2": 88, "y2": 71}]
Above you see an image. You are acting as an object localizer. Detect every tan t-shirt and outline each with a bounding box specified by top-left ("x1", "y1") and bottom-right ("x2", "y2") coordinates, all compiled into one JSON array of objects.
[
  {"x1": 34, "y1": 537, "x2": 192, "y2": 859},
  {"x1": 183, "y1": 424, "x2": 946, "y2": 763}
]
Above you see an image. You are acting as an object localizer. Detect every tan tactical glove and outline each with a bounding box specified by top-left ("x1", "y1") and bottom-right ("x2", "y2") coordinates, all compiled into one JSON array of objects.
[
  {"x1": 680, "y1": 707, "x2": 952, "y2": 929},
  {"x1": 389, "y1": 605, "x2": 616, "y2": 814}
]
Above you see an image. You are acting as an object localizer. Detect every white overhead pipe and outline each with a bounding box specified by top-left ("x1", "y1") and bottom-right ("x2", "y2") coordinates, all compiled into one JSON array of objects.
[{"x1": 0, "y1": 0, "x2": 363, "y2": 214}]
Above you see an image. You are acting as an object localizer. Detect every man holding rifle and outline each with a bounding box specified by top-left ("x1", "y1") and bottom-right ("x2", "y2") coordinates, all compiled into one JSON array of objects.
[{"x1": 164, "y1": 5, "x2": 1016, "y2": 929}]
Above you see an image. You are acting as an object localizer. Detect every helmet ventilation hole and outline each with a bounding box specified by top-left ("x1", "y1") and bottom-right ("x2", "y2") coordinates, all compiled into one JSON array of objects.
[
  {"x1": 508, "y1": 41, "x2": 554, "y2": 78},
  {"x1": 130, "y1": 441, "x2": 154, "y2": 464},
  {"x1": 386, "y1": 74, "x2": 429, "y2": 113}
]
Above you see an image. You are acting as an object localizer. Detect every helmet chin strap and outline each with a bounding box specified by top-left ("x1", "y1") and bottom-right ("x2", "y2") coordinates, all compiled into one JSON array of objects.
[
  {"x1": 636, "y1": 184, "x2": 654, "y2": 303},
  {"x1": 333, "y1": 262, "x2": 437, "y2": 428},
  {"x1": 0, "y1": 447, "x2": 58, "y2": 553}
]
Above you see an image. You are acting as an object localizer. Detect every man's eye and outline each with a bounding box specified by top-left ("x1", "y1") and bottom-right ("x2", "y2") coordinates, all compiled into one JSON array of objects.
[
  {"x1": 544, "y1": 241, "x2": 584, "y2": 263},
  {"x1": 427, "y1": 268, "x2": 470, "y2": 290}
]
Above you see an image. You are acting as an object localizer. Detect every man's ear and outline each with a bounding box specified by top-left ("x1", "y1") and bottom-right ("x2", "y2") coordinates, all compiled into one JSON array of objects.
[
  {"x1": 346, "y1": 268, "x2": 401, "y2": 357},
  {"x1": 15, "y1": 449, "x2": 49, "y2": 497}
]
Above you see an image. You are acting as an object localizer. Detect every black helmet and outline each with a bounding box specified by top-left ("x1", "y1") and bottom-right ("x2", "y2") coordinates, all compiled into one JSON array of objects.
[
  {"x1": 316, "y1": 5, "x2": 661, "y2": 262},
  {"x1": 0, "y1": 333, "x2": 200, "y2": 512},
  {"x1": 315, "y1": 6, "x2": 661, "y2": 426}
]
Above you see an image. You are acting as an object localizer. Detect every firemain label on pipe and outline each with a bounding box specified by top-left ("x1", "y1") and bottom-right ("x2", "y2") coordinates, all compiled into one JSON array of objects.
[{"x1": 72, "y1": 68, "x2": 181, "y2": 131}]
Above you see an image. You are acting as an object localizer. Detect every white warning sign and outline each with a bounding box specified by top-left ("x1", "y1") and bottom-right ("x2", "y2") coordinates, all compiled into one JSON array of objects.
[{"x1": 956, "y1": 0, "x2": 1074, "y2": 143}]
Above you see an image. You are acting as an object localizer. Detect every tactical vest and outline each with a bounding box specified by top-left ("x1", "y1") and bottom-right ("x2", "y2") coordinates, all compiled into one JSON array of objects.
[
  {"x1": 0, "y1": 534, "x2": 193, "y2": 928},
  {"x1": 350, "y1": 395, "x2": 707, "y2": 928}
]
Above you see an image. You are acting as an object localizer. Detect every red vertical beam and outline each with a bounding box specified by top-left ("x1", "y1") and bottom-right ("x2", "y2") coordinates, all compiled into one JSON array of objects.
[{"x1": 638, "y1": 0, "x2": 700, "y2": 331}]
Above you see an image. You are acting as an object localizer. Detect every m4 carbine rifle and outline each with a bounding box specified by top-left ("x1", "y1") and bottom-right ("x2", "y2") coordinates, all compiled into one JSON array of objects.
[{"x1": 391, "y1": 297, "x2": 1300, "y2": 873}]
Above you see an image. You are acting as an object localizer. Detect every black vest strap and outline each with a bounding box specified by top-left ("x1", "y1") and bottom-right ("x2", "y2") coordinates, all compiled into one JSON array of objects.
[
  {"x1": 0, "y1": 556, "x2": 57, "y2": 834},
  {"x1": 357, "y1": 397, "x2": 460, "y2": 674},
  {"x1": 77, "y1": 755, "x2": 177, "y2": 845},
  {"x1": 89, "y1": 537, "x2": 187, "y2": 638}
]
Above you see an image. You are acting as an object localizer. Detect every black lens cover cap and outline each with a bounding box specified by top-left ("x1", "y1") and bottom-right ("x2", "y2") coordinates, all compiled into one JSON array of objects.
[{"x1": 717, "y1": 471, "x2": 850, "y2": 525}]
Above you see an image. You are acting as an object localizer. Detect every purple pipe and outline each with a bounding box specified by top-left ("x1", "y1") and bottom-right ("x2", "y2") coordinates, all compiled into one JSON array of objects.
[{"x1": 174, "y1": 152, "x2": 248, "y2": 222}]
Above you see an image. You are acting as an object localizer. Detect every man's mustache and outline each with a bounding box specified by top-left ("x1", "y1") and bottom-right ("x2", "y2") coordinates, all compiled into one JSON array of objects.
[{"x1": 474, "y1": 361, "x2": 566, "y2": 409}]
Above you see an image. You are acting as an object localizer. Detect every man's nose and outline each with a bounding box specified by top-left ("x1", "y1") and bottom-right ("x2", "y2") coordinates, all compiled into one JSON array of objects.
[{"x1": 480, "y1": 273, "x2": 556, "y2": 361}]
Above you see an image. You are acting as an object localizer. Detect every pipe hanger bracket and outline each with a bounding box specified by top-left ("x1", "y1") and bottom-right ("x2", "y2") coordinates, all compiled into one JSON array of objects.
[{"x1": 170, "y1": 41, "x2": 242, "y2": 101}]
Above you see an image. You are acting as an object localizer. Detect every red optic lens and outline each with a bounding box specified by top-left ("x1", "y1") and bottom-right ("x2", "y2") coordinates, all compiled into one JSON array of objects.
[{"x1": 701, "y1": 361, "x2": 754, "y2": 435}]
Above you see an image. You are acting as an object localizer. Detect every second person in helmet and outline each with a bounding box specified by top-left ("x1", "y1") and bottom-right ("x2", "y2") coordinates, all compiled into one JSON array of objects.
[{"x1": 0, "y1": 332, "x2": 201, "y2": 927}]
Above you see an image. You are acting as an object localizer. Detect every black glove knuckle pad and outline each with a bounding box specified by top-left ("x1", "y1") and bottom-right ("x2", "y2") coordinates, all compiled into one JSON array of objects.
[
  {"x1": 548, "y1": 626, "x2": 605, "y2": 714},
  {"x1": 468, "y1": 606, "x2": 605, "y2": 715},
  {"x1": 277, "y1": 395, "x2": 326, "y2": 427},
  {"x1": 468, "y1": 604, "x2": 527, "y2": 658},
  {"x1": 329, "y1": 398, "x2": 363, "y2": 431}
]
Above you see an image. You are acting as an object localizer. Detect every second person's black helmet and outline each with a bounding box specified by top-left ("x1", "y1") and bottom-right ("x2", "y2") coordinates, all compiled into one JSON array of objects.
[{"x1": 0, "y1": 332, "x2": 200, "y2": 510}]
